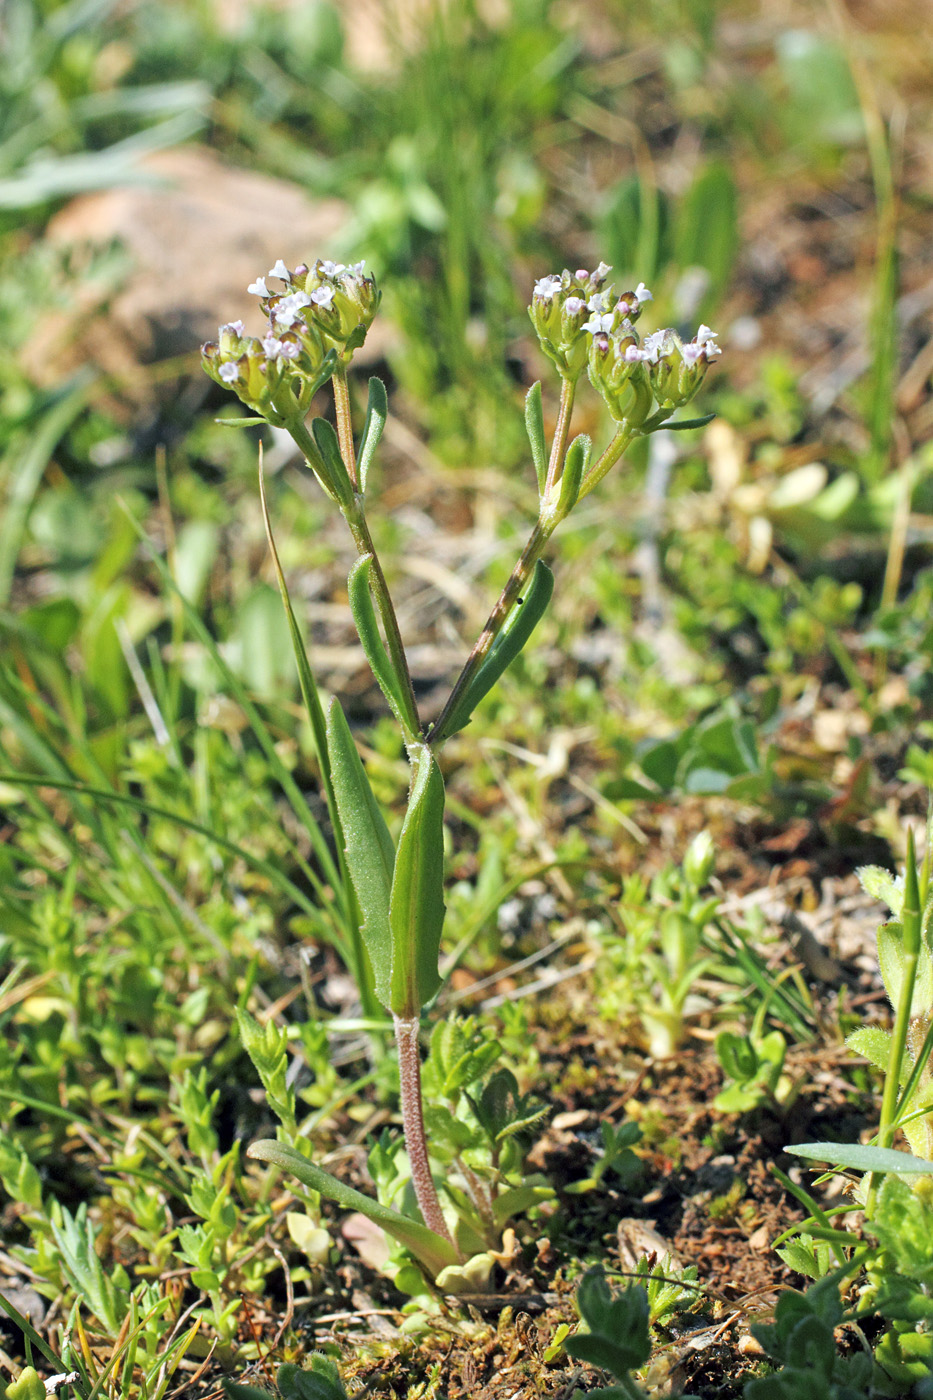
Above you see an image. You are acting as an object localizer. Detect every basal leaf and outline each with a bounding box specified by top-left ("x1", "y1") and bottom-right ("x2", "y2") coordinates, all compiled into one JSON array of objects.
[
  {"x1": 787, "y1": 1142, "x2": 933, "y2": 1174},
  {"x1": 246, "y1": 1140, "x2": 457, "y2": 1276}
]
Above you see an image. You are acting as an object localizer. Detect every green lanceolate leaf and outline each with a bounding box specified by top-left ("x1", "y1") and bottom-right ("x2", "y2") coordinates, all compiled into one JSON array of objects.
[
  {"x1": 525, "y1": 381, "x2": 547, "y2": 495},
  {"x1": 310, "y1": 417, "x2": 353, "y2": 509},
  {"x1": 246, "y1": 1140, "x2": 458, "y2": 1276},
  {"x1": 554, "y1": 433, "x2": 590, "y2": 519},
  {"x1": 787, "y1": 1142, "x2": 933, "y2": 1174},
  {"x1": 215, "y1": 416, "x2": 267, "y2": 427},
  {"x1": 388, "y1": 743, "x2": 446, "y2": 1016},
  {"x1": 347, "y1": 555, "x2": 412, "y2": 736},
  {"x1": 325, "y1": 698, "x2": 394, "y2": 1002},
  {"x1": 662, "y1": 411, "x2": 716, "y2": 432},
  {"x1": 444, "y1": 560, "x2": 555, "y2": 738},
  {"x1": 358, "y1": 377, "x2": 388, "y2": 494}
]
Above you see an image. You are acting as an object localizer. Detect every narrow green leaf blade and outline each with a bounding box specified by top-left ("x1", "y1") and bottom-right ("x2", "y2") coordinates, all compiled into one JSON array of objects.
[
  {"x1": 215, "y1": 417, "x2": 267, "y2": 427},
  {"x1": 347, "y1": 555, "x2": 410, "y2": 732},
  {"x1": 325, "y1": 698, "x2": 394, "y2": 1006},
  {"x1": 246, "y1": 1140, "x2": 458, "y2": 1275},
  {"x1": 787, "y1": 1142, "x2": 933, "y2": 1174},
  {"x1": 310, "y1": 417, "x2": 353, "y2": 508},
  {"x1": 444, "y1": 560, "x2": 554, "y2": 737},
  {"x1": 555, "y1": 433, "x2": 590, "y2": 518},
  {"x1": 524, "y1": 382, "x2": 547, "y2": 495},
  {"x1": 662, "y1": 412, "x2": 716, "y2": 432},
  {"x1": 388, "y1": 743, "x2": 446, "y2": 1015},
  {"x1": 358, "y1": 377, "x2": 388, "y2": 494}
]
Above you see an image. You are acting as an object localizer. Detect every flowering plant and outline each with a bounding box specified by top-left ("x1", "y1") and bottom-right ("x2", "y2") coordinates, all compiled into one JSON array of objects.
[{"x1": 203, "y1": 258, "x2": 720, "y2": 1288}]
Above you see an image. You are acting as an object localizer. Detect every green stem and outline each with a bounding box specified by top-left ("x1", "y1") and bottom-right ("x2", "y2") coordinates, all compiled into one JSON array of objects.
[
  {"x1": 543, "y1": 377, "x2": 576, "y2": 499},
  {"x1": 332, "y1": 367, "x2": 359, "y2": 490},
  {"x1": 287, "y1": 411, "x2": 422, "y2": 743},
  {"x1": 577, "y1": 425, "x2": 633, "y2": 501},
  {"x1": 428, "y1": 517, "x2": 553, "y2": 749},
  {"x1": 394, "y1": 1015, "x2": 457, "y2": 1251}
]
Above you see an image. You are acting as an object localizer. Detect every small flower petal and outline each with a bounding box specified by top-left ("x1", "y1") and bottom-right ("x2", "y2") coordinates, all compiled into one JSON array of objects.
[
  {"x1": 221, "y1": 320, "x2": 245, "y2": 336},
  {"x1": 583, "y1": 311, "x2": 614, "y2": 334},
  {"x1": 533, "y1": 274, "x2": 562, "y2": 300},
  {"x1": 247, "y1": 277, "x2": 269, "y2": 296},
  {"x1": 634, "y1": 282, "x2": 653, "y2": 303},
  {"x1": 310, "y1": 285, "x2": 335, "y2": 308},
  {"x1": 219, "y1": 362, "x2": 239, "y2": 383},
  {"x1": 268, "y1": 259, "x2": 291, "y2": 281}
]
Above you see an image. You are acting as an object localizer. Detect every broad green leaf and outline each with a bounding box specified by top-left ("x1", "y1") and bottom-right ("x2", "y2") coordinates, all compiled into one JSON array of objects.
[
  {"x1": 441, "y1": 560, "x2": 554, "y2": 739},
  {"x1": 388, "y1": 743, "x2": 446, "y2": 1016},
  {"x1": 524, "y1": 382, "x2": 547, "y2": 494},
  {"x1": 325, "y1": 698, "x2": 394, "y2": 1005},
  {"x1": 246, "y1": 1140, "x2": 457, "y2": 1276},
  {"x1": 358, "y1": 377, "x2": 388, "y2": 493},
  {"x1": 555, "y1": 433, "x2": 590, "y2": 518},
  {"x1": 846, "y1": 1025, "x2": 893, "y2": 1074},
  {"x1": 787, "y1": 1142, "x2": 933, "y2": 1174},
  {"x1": 310, "y1": 417, "x2": 353, "y2": 509},
  {"x1": 857, "y1": 863, "x2": 903, "y2": 916},
  {"x1": 347, "y1": 555, "x2": 411, "y2": 734}
]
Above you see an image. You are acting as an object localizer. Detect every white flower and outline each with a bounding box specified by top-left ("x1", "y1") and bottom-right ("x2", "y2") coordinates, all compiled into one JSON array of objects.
[
  {"x1": 593, "y1": 261, "x2": 612, "y2": 281},
  {"x1": 219, "y1": 362, "x2": 239, "y2": 383},
  {"x1": 221, "y1": 320, "x2": 245, "y2": 336},
  {"x1": 634, "y1": 282, "x2": 653, "y2": 303},
  {"x1": 695, "y1": 324, "x2": 718, "y2": 342},
  {"x1": 247, "y1": 277, "x2": 269, "y2": 297},
  {"x1": 564, "y1": 296, "x2": 585, "y2": 315},
  {"x1": 310, "y1": 285, "x2": 335, "y2": 308},
  {"x1": 274, "y1": 291, "x2": 312, "y2": 327},
  {"x1": 262, "y1": 335, "x2": 299, "y2": 360},
  {"x1": 533, "y1": 274, "x2": 562, "y2": 300},
  {"x1": 318, "y1": 260, "x2": 346, "y2": 278},
  {"x1": 347, "y1": 260, "x2": 366, "y2": 276},
  {"x1": 583, "y1": 311, "x2": 615, "y2": 335},
  {"x1": 642, "y1": 329, "x2": 675, "y2": 363},
  {"x1": 268, "y1": 259, "x2": 291, "y2": 281},
  {"x1": 622, "y1": 343, "x2": 650, "y2": 363},
  {"x1": 587, "y1": 291, "x2": 612, "y2": 313}
]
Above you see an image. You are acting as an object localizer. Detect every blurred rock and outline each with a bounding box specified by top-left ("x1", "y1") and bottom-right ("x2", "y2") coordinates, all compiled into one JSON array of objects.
[{"x1": 24, "y1": 145, "x2": 391, "y2": 402}]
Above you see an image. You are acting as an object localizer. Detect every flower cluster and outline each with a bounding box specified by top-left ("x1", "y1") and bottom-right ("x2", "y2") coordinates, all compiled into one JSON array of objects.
[
  {"x1": 202, "y1": 258, "x2": 380, "y2": 423},
  {"x1": 529, "y1": 264, "x2": 721, "y2": 423}
]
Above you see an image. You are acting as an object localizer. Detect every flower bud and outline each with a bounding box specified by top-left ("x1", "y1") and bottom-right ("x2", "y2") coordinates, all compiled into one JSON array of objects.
[{"x1": 586, "y1": 327, "x2": 652, "y2": 422}]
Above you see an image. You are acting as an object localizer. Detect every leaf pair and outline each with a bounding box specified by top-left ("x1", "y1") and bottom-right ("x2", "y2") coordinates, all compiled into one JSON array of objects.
[{"x1": 325, "y1": 702, "x2": 444, "y2": 1018}]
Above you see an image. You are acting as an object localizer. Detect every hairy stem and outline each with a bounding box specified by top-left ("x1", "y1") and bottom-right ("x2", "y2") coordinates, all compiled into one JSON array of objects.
[
  {"x1": 428, "y1": 517, "x2": 552, "y2": 749},
  {"x1": 332, "y1": 367, "x2": 359, "y2": 490},
  {"x1": 542, "y1": 377, "x2": 576, "y2": 499},
  {"x1": 394, "y1": 1015, "x2": 457, "y2": 1251}
]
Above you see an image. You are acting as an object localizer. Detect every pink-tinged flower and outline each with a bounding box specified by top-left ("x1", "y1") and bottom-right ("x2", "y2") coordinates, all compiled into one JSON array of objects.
[
  {"x1": 623, "y1": 343, "x2": 650, "y2": 363},
  {"x1": 221, "y1": 320, "x2": 245, "y2": 336},
  {"x1": 533, "y1": 274, "x2": 562, "y2": 300},
  {"x1": 564, "y1": 296, "x2": 586, "y2": 315},
  {"x1": 248, "y1": 277, "x2": 270, "y2": 297},
  {"x1": 268, "y1": 260, "x2": 291, "y2": 282},
  {"x1": 310, "y1": 285, "x2": 336, "y2": 309},
  {"x1": 318, "y1": 260, "x2": 346, "y2": 278},
  {"x1": 634, "y1": 283, "x2": 653, "y2": 303},
  {"x1": 261, "y1": 335, "x2": 299, "y2": 360},
  {"x1": 219, "y1": 362, "x2": 239, "y2": 383},
  {"x1": 642, "y1": 329, "x2": 675, "y2": 363},
  {"x1": 575, "y1": 268, "x2": 589, "y2": 280}
]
